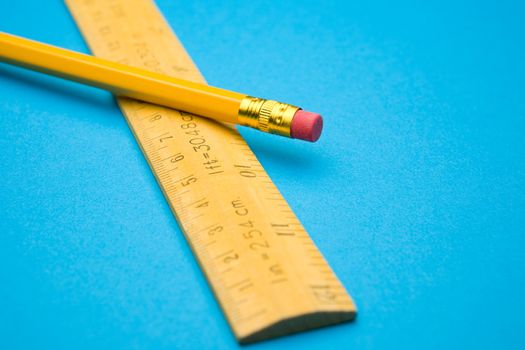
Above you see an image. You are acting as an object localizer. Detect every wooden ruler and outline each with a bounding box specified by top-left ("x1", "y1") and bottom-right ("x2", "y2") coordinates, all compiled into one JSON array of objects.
[{"x1": 65, "y1": 0, "x2": 356, "y2": 343}]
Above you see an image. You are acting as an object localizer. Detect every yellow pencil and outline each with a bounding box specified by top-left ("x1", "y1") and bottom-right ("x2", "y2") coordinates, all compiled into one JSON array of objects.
[{"x1": 0, "y1": 32, "x2": 322, "y2": 142}]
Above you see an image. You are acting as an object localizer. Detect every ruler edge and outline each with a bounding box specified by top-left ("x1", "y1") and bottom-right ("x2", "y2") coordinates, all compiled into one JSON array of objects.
[{"x1": 63, "y1": 0, "x2": 357, "y2": 343}]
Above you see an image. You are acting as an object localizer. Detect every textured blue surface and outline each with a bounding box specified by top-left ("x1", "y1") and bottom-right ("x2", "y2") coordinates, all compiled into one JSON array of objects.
[{"x1": 1, "y1": 1, "x2": 524, "y2": 349}]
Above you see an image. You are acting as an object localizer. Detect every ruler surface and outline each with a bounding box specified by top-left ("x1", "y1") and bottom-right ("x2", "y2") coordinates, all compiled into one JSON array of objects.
[{"x1": 65, "y1": 0, "x2": 356, "y2": 343}]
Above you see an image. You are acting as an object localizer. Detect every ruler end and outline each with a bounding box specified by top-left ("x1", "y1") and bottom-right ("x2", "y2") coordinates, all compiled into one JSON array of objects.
[{"x1": 238, "y1": 310, "x2": 357, "y2": 344}]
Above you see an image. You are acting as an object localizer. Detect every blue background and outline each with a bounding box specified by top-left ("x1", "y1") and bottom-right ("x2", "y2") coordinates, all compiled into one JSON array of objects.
[{"x1": 1, "y1": 0, "x2": 524, "y2": 349}]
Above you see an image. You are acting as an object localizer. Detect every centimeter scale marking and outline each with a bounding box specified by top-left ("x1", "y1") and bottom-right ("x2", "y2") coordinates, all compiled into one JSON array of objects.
[{"x1": 66, "y1": 0, "x2": 356, "y2": 343}]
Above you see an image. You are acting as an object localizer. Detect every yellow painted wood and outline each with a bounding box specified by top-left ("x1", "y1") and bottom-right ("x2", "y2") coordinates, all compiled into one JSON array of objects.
[
  {"x1": 65, "y1": 0, "x2": 356, "y2": 343},
  {"x1": 0, "y1": 31, "x2": 242, "y2": 123}
]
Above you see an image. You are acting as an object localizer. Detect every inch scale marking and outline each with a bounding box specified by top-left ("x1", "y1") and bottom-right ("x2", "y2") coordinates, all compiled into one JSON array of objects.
[{"x1": 66, "y1": 0, "x2": 356, "y2": 343}]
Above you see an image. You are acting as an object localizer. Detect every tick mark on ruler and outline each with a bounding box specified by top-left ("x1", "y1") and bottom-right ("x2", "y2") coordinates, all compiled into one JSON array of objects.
[
  {"x1": 173, "y1": 174, "x2": 195, "y2": 184},
  {"x1": 227, "y1": 278, "x2": 252, "y2": 291},
  {"x1": 309, "y1": 262, "x2": 327, "y2": 267},
  {"x1": 236, "y1": 298, "x2": 249, "y2": 305},
  {"x1": 186, "y1": 214, "x2": 204, "y2": 223},
  {"x1": 214, "y1": 249, "x2": 234, "y2": 260},
  {"x1": 270, "y1": 277, "x2": 288, "y2": 284},
  {"x1": 309, "y1": 255, "x2": 325, "y2": 260},
  {"x1": 150, "y1": 132, "x2": 169, "y2": 139},
  {"x1": 220, "y1": 267, "x2": 233, "y2": 274},
  {"x1": 173, "y1": 187, "x2": 190, "y2": 196},
  {"x1": 161, "y1": 153, "x2": 183, "y2": 161},
  {"x1": 194, "y1": 223, "x2": 221, "y2": 235},
  {"x1": 203, "y1": 240, "x2": 216, "y2": 247},
  {"x1": 182, "y1": 197, "x2": 207, "y2": 209},
  {"x1": 276, "y1": 232, "x2": 295, "y2": 236}
]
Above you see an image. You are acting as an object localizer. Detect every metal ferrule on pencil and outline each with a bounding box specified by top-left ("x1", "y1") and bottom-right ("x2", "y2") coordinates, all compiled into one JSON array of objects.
[{"x1": 238, "y1": 97, "x2": 299, "y2": 138}]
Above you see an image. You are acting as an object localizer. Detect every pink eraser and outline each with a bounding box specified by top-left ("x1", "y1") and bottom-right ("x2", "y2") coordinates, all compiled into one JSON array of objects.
[{"x1": 290, "y1": 110, "x2": 323, "y2": 142}]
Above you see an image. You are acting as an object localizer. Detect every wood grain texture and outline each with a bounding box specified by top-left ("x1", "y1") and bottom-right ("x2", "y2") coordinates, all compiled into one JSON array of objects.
[{"x1": 65, "y1": 0, "x2": 356, "y2": 343}]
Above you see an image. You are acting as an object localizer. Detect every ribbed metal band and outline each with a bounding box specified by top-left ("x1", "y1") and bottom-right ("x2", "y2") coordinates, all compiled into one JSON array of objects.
[{"x1": 238, "y1": 96, "x2": 299, "y2": 137}]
